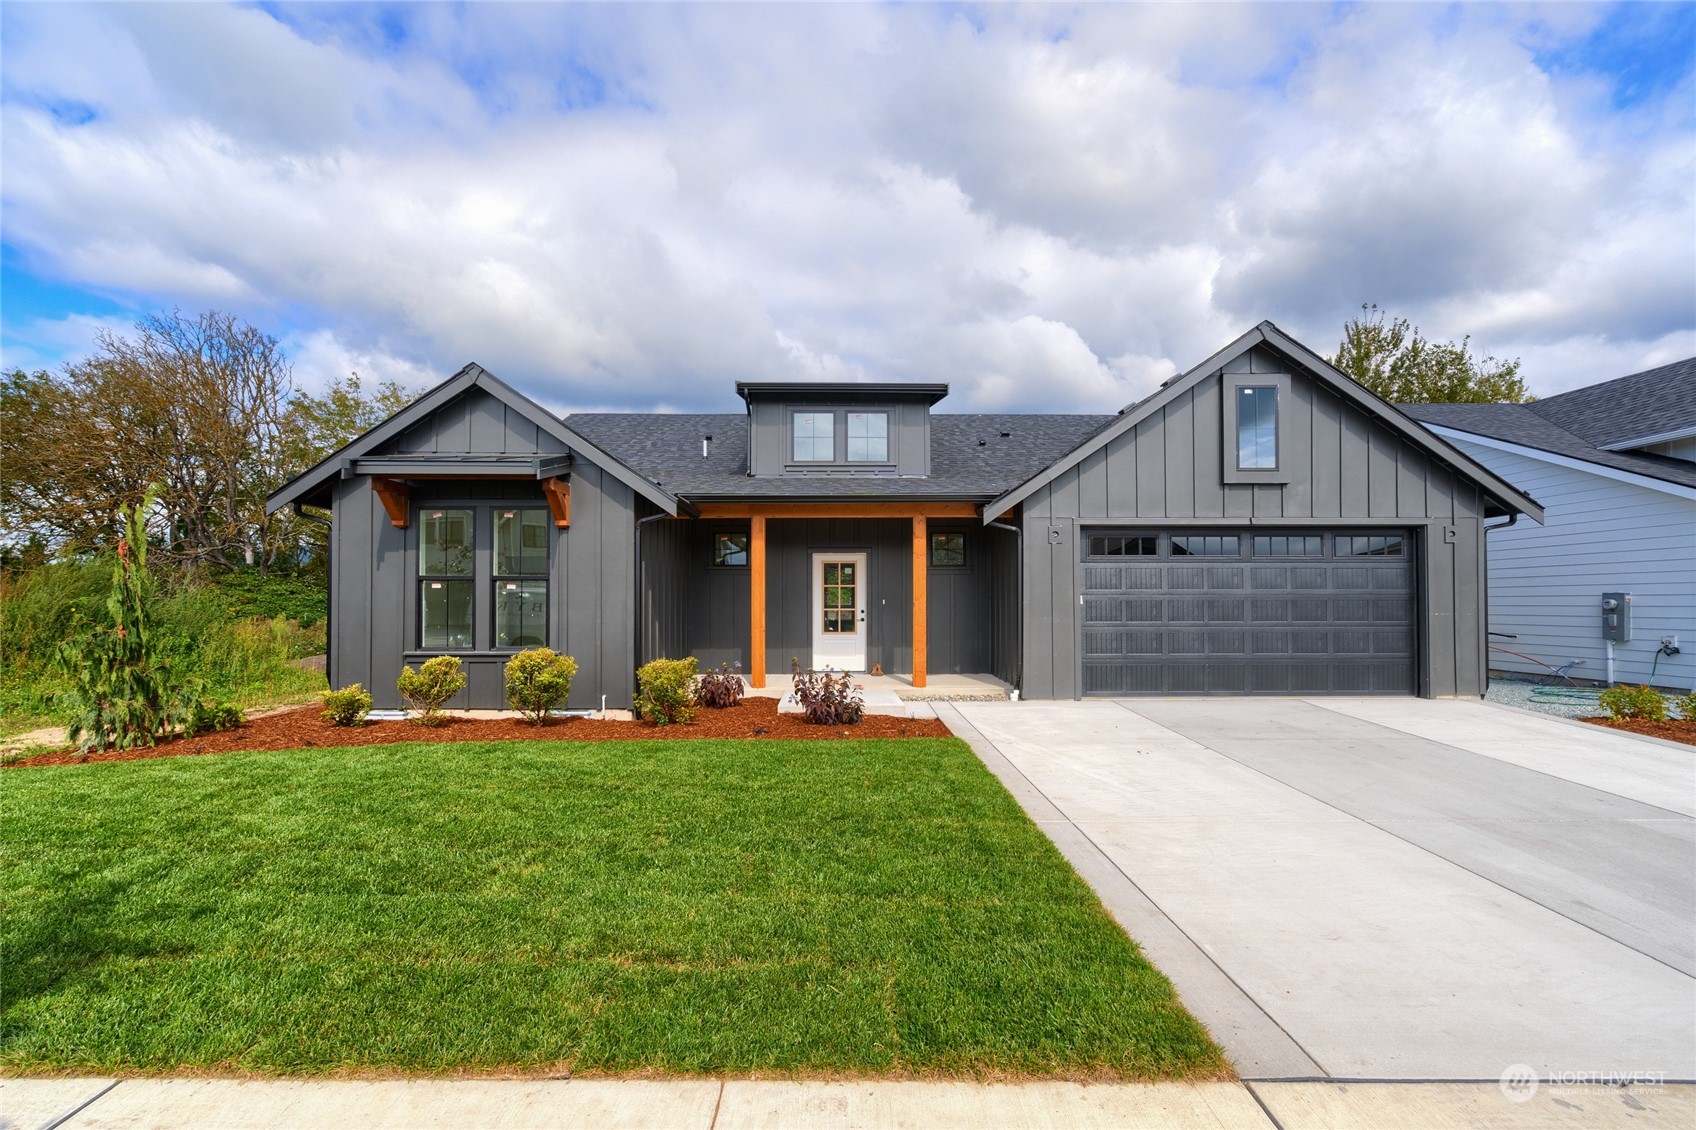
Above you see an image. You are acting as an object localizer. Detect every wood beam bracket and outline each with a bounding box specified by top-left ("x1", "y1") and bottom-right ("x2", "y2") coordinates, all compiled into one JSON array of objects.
[
  {"x1": 541, "y1": 476, "x2": 572, "y2": 528},
  {"x1": 371, "y1": 477, "x2": 410, "y2": 529}
]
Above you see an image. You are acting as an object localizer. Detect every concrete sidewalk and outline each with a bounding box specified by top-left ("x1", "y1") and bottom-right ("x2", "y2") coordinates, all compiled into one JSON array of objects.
[{"x1": 4, "y1": 1077, "x2": 1691, "y2": 1129}]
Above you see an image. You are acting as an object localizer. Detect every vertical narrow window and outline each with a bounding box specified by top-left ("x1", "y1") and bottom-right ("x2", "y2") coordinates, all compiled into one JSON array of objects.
[
  {"x1": 420, "y1": 509, "x2": 474, "y2": 649},
  {"x1": 846, "y1": 412, "x2": 888, "y2": 462},
  {"x1": 493, "y1": 509, "x2": 548, "y2": 648},
  {"x1": 792, "y1": 412, "x2": 835, "y2": 461},
  {"x1": 1237, "y1": 386, "x2": 1278, "y2": 469}
]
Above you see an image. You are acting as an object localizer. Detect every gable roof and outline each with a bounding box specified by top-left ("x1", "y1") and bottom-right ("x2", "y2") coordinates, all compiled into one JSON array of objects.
[
  {"x1": 1402, "y1": 402, "x2": 1696, "y2": 492},
  {"x1": 265, "y1": 364, "x2": 682, "y2": 516},
  {"x1": 983, "y1": 321, "x2": 1546, "y2": 523},
  {"x1": 565, "y1": 412, "x2": 1112, "y2": 500}
]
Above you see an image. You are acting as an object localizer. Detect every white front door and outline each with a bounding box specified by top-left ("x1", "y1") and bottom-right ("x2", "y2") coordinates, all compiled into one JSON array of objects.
[{"x1": 811, "y1": 552, "x2": 868, "y2": 671}]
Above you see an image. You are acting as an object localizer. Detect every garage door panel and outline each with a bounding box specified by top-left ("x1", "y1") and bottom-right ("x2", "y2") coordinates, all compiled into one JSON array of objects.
[{"x1": 1081, "y1": 528, "x2": 1415, "y2": 696}]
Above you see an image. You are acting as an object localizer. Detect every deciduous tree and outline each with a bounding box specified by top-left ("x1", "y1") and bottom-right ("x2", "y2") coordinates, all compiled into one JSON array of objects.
[{"x1": 1332, "y1": 305, "x2": 1531, "y2": 404}]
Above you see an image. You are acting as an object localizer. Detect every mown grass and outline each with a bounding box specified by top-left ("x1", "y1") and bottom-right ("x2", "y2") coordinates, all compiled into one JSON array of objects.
[{"x1": 1, "y1": 738, "x2": 1226, "y2": 1079}]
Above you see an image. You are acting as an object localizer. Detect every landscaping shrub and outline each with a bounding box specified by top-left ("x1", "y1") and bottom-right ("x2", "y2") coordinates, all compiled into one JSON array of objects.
[
  {"x1": 321, "y1": 684, "x2": 373, "y2": 727},
  {"x1": 1674, "y1": 692, "x2": 1696, "y2": 722},
  {"x1": 695, "y1": 661, "x2": 745, "y2": 709},
  {"x1": 1598, "y1": 683, "x2": 1669, "y2": 723},
  {"x1": 636, "y1": 657, "x2": 697, "y2": 725},
  {"x1": 396, "y1": 656, "x2": 466, "y2": 725},
  {"x1": 58, "y1": 493, "x2": 179, "y2": 754},
  {"x1": 504, "y1": 648, "x2": 579, "y2": 724},
  {"x1": 790, "y1": 660, "x2": 865, "y2": 726},
  {"x1": 182, "y1": 698, "x2": 244, "y2": 737}
]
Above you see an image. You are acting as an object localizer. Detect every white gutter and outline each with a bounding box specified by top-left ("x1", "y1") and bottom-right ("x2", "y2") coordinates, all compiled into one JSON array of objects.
[{"x1": 1424, "y1": 425, "x2": 1696, "y2": 502}]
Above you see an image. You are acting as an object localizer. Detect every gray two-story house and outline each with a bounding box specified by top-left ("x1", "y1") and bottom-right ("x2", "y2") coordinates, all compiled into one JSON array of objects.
[{"x1": 267, "y1": 321, "x2": 1543, "y2": 709}]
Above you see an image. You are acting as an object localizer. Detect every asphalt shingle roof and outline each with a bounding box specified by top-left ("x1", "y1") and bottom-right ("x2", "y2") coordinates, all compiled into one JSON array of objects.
[
  {"x1": 564, "y1": 412, "x2": 1114, "y2": 500},
  {"x1": 1402, "y1": 362, "x2": 1696, "y2": 492}
]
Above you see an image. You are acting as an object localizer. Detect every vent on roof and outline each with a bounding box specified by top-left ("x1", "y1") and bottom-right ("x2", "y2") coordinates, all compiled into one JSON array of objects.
[{"x1": 703, "y1": 434, "x2": 712, "y2": 459}]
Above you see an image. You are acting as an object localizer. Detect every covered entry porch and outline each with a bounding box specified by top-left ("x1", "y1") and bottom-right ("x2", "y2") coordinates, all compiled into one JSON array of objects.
[{"x1": 637, "y1": 502, "x2": 1020, "y2": 690}]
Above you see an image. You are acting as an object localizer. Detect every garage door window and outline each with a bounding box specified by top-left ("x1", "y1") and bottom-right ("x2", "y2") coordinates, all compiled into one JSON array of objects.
[
  {"x1": 1340, "y1": 535, "x2": 1405, "y2": 557},
  {"x1": 1254, "y1": 535, "x2": 1324, "y2": 557},
  {"x1": 1171, "y1": 535, "x2": 1240, "y2": 556},
  {"x1": 1088, "y1": 534, "x2": 1157, "y2": 557}
]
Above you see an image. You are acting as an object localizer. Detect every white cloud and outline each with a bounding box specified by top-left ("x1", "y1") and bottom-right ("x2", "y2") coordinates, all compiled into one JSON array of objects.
[{"x1": 0, "y1": 2, "x2": 1689, "y2": 411}]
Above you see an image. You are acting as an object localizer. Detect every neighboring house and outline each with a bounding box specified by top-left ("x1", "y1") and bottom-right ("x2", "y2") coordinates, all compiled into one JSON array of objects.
[
  {"x1": 266, "y1": 322, "x2": 1542, "y2": 709},
  {"x1": 1405, "y1": 358, "x2": 1696, "y2": 691}
]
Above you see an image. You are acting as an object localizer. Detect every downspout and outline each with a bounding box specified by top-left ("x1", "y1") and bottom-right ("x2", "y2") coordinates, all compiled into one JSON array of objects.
[
  {"x1": 293, "y1": 502, "x2": 333, "y2": 687},
  {"x1": 985, "y1": 517, "x2": 1023, "y2": 697},
  {"x1": 634, "y1": 511, "x2": 669, "y2": 672}
]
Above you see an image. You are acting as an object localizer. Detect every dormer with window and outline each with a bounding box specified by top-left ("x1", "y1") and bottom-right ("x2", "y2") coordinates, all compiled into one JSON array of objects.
[{"x1": 736, "y1": 382, "x2": 948, "y2": 477}]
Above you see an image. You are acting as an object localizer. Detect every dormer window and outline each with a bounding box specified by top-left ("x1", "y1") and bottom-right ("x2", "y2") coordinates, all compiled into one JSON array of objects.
[
  {"x1": 847, "y1": 412, "x2": 888, "y2": 462},
  {"x1": 792, "y1": 412, "x2": 834, "y2": 462}
]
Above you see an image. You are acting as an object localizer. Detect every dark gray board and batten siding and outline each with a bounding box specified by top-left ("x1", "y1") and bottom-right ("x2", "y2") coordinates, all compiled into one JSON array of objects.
[
  {"x1": 1018, "y1": 346, "x2": 1490, "y2": 699},
  {"x1": 330, "y1": 388, "x2": 639, "y2": 710}
]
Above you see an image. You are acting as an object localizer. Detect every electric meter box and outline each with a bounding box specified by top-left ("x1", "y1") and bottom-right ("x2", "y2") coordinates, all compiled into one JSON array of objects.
[{"x1": 1602, "y1": 592, "x2": 1632, "y2": 643}]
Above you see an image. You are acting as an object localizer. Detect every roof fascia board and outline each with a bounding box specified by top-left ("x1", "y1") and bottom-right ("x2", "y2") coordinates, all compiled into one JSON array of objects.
[
  {"x1": 983, "y1": 320, "x2": 1545, "y2": 524},
  {"x1": 267, "y1": 365, "x2": 680, "y2": 516},
  {"x1": 1599, "y1": 425, "x2": 1696, "y2": 451},
  {"x1": 470, "y1": 369, "x2": 679, "y2": 514},
  {"x1": 266, "y1": 364, "x2": 483, "y2": 514},
  {"x1": 1425, "y1": 425, "x2": 1696, "y2": 501},
  {"x1": 980, "y1": 326, "x2": 1272, "y2": 520}
]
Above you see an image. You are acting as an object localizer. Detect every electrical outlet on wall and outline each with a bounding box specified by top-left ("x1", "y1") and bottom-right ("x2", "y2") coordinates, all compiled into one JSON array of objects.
[{"x1": 1662, "y1": 635, "x2": 1681, "y2": 653}]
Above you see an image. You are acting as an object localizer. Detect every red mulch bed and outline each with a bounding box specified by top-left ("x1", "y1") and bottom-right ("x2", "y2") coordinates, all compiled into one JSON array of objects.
[
  {"x1": 1579, "y1": 716, "x2": 1696, "y2": 747},
  {"x1": 8, "y1": 696, "x2": 953, "y2": 768}
]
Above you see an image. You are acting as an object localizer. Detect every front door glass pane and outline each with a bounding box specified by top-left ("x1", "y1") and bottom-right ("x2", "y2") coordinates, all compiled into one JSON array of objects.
[
  {"x1": 495, "y1": 510, "x2": 549, "y2": 575},
  {"x1": 494, "y1": 581, "x2": 548, "y2": 647},
  {"x1": 421, "y1": 510, "x2": 474, "y2": 575},
  {"x1": 422, "y1": 579, "x2": 474, "y2": 648},
  {"x1": 821, "y1": 561, "x2": 857, "y2": 634}
]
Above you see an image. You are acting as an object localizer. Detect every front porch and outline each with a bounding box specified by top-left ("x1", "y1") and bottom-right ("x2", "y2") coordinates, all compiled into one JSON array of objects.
[{"x1": 637, "y1": 502, "x2": 1021, "y2": 693}]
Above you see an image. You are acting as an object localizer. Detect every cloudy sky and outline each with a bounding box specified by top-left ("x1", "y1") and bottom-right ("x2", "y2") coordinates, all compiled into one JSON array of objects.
[{"x1": 3, "y1": 2, "x2": 1692, "y2": 414}]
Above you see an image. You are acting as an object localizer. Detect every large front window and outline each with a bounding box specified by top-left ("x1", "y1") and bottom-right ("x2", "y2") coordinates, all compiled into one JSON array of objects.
[
  {"x1": 420, "y1": 509, "x2": 474, "y2": 649},
  {"x1": 1236, "y1": 386, "x2": 1278, "y2": 469},
  {"x1": 494, "y1": 509, "x2": 549, "y2": 648},
  {"x1": 846, "y1": 412, "x2": 888, "y2": 462},
  {"x1": 793, "y1": 412, "x2": 834, "y2": 461}
]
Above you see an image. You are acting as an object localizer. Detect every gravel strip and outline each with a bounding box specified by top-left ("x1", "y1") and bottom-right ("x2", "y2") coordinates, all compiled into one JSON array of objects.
[{"x1": 1485, "y1": 678, "x2": 1603, "y2": 720}]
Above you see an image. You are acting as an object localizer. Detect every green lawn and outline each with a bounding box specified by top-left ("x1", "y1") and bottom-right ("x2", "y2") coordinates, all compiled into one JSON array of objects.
[{"x1": 1, "y1": 738, "x2": 1226, "y2": 1079}]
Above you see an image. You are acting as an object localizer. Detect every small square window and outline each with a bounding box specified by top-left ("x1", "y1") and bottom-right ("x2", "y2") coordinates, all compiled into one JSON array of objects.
[
  {"x1": 792, "y1": 412, "x2": 835, "y2": 462},
  {"x1": 846, "y1": 412, "x2": 889, "y2": 462},
  {"x1": 930, "y1": 533, "x2": 966, "y2": 567},
  {"x1": 714, "y1": 533, "x2": 749, "y2": 566}
]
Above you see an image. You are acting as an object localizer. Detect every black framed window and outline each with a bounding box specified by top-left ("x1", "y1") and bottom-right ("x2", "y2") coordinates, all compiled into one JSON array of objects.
[
  {"x1": 792, "y1": 411, "x2": 834, "y2": 461},
  {"x1": 1236, "y1": 386, "x2": 1278, "y2": 469},
  {"x1": 1254, "y1": 534, "x2": 1324, "y2": 557},
  {"x1": 714, "y1": 533, "x2": 748, "y2": 566},
  {"x1": 1340, "y1": 535, "x2": 1405, "y2": 557},
  {"x1": 493, "y1": 509, "x2": 548, "y2": 648},
  {"x1": 420, "y1": 509, "x2": 474, "y2": 649},
  {"x1": 1171, "y1": 535, "x2": 1241, "y2": 557},
  {"x1": 930, "y1": 532, "x2": 965, "y2": 566},
  {"x1": 1087, "y1": 534, "x2": 1157, "y2": 558},
  {"x1": 846, "y1": 412, "x2": 889, "y2": 462}
]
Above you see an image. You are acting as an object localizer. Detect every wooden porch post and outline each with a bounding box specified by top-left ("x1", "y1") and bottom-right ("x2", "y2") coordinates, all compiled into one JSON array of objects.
[
  {"x1": 750, "y1": 515, "x2": 767, "y2": 688},
  {"x1": 911, "y1": 514, "x2": 927, "y2": 688}
]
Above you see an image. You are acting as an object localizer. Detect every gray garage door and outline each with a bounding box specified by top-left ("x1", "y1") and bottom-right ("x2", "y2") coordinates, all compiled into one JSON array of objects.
[{"x1": 1081, "y1": 530, "x2": 1416, "y2": 695}]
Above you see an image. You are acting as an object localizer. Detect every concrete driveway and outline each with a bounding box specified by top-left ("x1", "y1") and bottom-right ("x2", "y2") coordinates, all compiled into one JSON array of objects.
[{"x1": 936, "y1": 697, "x2": 1696, "y2": 1082}]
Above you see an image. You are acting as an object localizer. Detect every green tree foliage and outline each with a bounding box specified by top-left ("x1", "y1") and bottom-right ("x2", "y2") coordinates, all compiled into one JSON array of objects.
[
  {"x1": 1, "y1": 311, "x2": 418, "y2": 570},
  {"x1": 1332, "y1": 305, "x2": 1531, "y2": 404}
]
